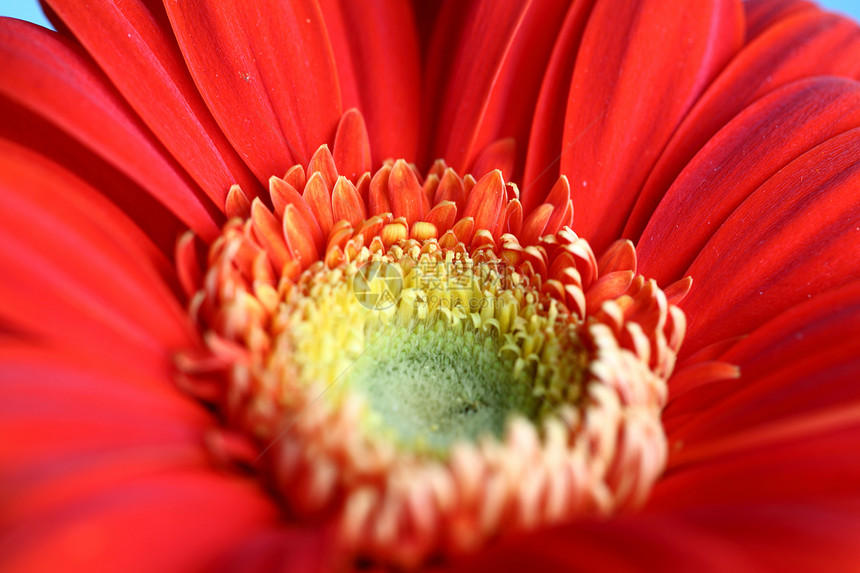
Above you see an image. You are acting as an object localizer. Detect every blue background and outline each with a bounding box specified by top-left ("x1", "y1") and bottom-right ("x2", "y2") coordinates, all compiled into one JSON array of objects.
[{"x1": 1, "y1": 0, "x2": 859, "y2": 29}]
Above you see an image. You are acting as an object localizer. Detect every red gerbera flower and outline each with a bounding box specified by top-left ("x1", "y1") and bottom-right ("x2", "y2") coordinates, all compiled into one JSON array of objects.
[{"x1": 2, "y1": 0, "x2": 860, "y2": 570}]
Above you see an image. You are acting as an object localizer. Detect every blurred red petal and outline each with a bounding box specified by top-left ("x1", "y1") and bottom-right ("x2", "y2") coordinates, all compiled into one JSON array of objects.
[
  {"x1": 0, "y1": 19, "x2": 220, "y2": 239},
  {"x1": 332, "y1": 108, "x2": 372, "y2": 181},
  {"x1": 0, "y1": 140, "x2": 196, "y2": 363},
  {"x1": 744, "y1": 0, "x2": 817, "y2": 41},
  {"x1": 563, "y1": 0, "x2": 744, "y2": 254},
  {"x1": 669, "y1": 282, "x2": 860, "y2": 445},
  {"x1": 43, "y1": 0, "x2": 263, "y2": 205},
  {"x1": 214, "y1": 529, "x2": 334, "y2": 573},
  {"x1": 449, "y1": 514, "x2": 758, "y2": 573},
  {"x1": 0, "y1": 471, "x2": 281, "y2": 573},
  {"x1": 0, "y1": 97, "x2": 184, "y2": 257},
  {"x1": 164, "y1": 0, "x2": 342, "y2": 179}
]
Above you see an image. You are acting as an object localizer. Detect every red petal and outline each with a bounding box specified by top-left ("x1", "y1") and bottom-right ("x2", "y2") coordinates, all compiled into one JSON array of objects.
[
  {"x1": 0, "y1": 140, "x2": 195, "y2": 365},
  {"x1": 470, "y1": 137, "x2": 516, "y2": 182},
  {"x1": 521, "y1": 0, "x2": 596, "y2": 211},
  {"x1": 44, "y1": 0, "x2": 262, "y2": 205},
  {"x1": 448, "y1": 513, "x2": 759, "y2": 573},
  {"x1": 369, "y1": 164, "x2": 392, "y2": 215},
  {"x1": 388, "y1": 159, "x2": 428, "y2": 226},
  {"x1": 463, "y1": 170, "x2": 505, "y2": 233},
  {"x1": 597, "y1": 240, "x2": 637, "y2": 276},
  {"x1": 542, "y1": 176, "x2": 572, "y2": 235},
  {"x1": 331, "y1": 176, "x2": 366, "y2": 227},
  {"x1": 0, "y1": 19, "x2": 220, "y2": 239},
  {"x1": 434, "y1": 168, "x2": 467, "y2": 212},
  {"x1": 303, "y1": 172, "x2": 336, "y2": 238},
  {"x1": 283, "y1": 204, "x2": 320, "y2": 268},
  {"x1": 630, "y1": 10, "x2": 860, "y2": 245},
  {"x1": 520, "y1": 204, "x2": 552, "y2": 246},
  {"x1": 426, "y1": 201, "x2": 458, "y2": 235},
  {"x1": 0, "y1": 93, "x2": 184, "y2": 257},
  {"x1": 164, "y1": 0, "x2": 342, "y2": 178},
  {"x1": 225, "y1": 185, "x2": 253, "y2": 219},
  {"x1": 320, "y1": 0, "x2": 421, "y2": 165},
  {"x1": 333, "y1": 108, "x2": 372, "y2": 182},
  {"x1": 307, "y1": 144, "x2": 339, "y2": 192},
  {"x1": 637, "y1": 77, "x2": 860, "y2": 285},
  {"x1": 668, "y1": 281, "x2": 860, "y2": 446},
  {"x1": 424, "y1": 0, "x2": 571, "y2": 174},
  {"x1": 563, "y1": 0, "x2": 744, "y2": 254},
  {"x1": 250, "y1": 199, "x2": 290, "y2": 272},
  {"x1": 744, "y1": 0, "x2": 817, "y2": 41},
  {"x1": 269, "y1": 176, "x2": 324, "y2": 253},
  {"x1": 680, "y1": 128, "x2": 860, "y2": 356}
]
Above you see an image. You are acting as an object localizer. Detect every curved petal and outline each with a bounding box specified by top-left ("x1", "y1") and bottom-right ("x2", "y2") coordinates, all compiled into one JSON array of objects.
[
  {"x1": 680, "y1": 128, "x2": 860, "y2": 356},
  {"x1": 628, "y1": 10, "x2": 860, "y2": 243},
  {"x1": 43, "y1": 0, "x2": 263, "y2": 205},
  {"x1": 0, "y1": 18, "x2": 221, "y2": 239},
  {"x1": 666, "y1": 281, "x2": 860, "y2": 446},
  {"x1": 637, "y1": 77, "x2": 860, "y2": 285},
  {"x1": 320, "y1": 0, "x2": 421, "y2": 165},
  {"x1": 423, "y1": 0, "x2": 571, "y2": 176},
  {"x1": 744, "y1": 0, "x2": 817, "y2": 41},
  {"x1": 0, "y1": 140, "x2": 196, "y2": 365},
  {"x1": 562, "y1": 0, "x2": 744, "y2": 254},
  {"x1": 164, "y1": 0, "x2": 343, "y2": 180},
  {"x1": 0, "y1": 98, "x2": 184, "y2": 257},
  {"x1": 0, "y1": 342, "x2": 281, "y2": 572}
]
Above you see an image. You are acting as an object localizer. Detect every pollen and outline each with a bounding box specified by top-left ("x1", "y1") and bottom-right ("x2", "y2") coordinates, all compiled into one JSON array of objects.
[{"x1": 177, "y1": 114, "x2": 690, "y2": 568}]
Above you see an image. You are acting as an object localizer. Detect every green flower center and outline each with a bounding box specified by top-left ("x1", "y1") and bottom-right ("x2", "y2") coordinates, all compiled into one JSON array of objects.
[{"x1": 346, "y1": 323, "x2": 540, "y2": 454}]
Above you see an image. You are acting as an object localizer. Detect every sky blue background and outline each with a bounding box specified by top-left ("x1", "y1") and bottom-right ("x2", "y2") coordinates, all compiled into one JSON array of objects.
[{"x1": 1, "y1": 0, "x2": 859, "y2": 29}]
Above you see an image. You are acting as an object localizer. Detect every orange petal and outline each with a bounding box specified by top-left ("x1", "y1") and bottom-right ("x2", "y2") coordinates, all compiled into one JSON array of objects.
[
  {"x1": 463, "y1": 170, "x2": 504, "y2": 233},
  {"x1": 332, "y1": 176, "x2": 366, "y2": 227},
  {"x1": 303, "y1": 172, "x2": 335, "y2": 238},
  {"x1": 283, "y1": 204, "x2": 319, "y2": 268},
  {"x1": 333, "y1": 108, "x2": 372, "y2": 182},
  {"x1": 307, "y1": 144, "x2": 338, "y2": 191},
  {"x1": 388, "y1": 159, "x2": 428, "y2": 225}
]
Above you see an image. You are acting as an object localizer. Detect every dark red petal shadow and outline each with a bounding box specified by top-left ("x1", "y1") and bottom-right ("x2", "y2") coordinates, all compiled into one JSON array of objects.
[
  {"x1": 744, "y1": 0, "x2": 817, "y2": 41},
  {"x1": 320, "y1": 0, "x2": 421, "y2": 166},
  {"x1": 423, "y1": 0, "x2": 571, "y2": 177}
]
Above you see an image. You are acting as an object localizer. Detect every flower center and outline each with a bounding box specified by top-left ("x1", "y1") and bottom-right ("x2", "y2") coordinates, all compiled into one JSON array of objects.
[
  {"x1": 347, "y1": 323, "x2": 537, "y2": 453},
  {"x1": 178, "y1": 144, "x2": 689, "y2": 568},
  {"x1": 276, "y1": 243, "x2": 588, "y2": 460}
]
